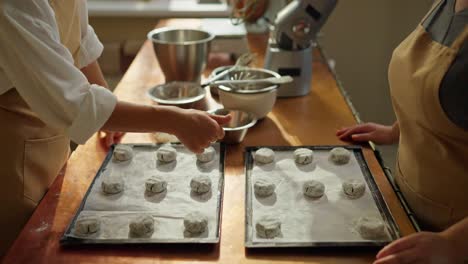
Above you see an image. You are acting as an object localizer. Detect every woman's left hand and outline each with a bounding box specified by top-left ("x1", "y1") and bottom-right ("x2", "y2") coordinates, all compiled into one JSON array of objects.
[
  {"x1": 374, "y1": 232, "x2": 463, "y2": 264},
  {"x1": 99, "y1": 131, "x2": 125, "y2": 148}
]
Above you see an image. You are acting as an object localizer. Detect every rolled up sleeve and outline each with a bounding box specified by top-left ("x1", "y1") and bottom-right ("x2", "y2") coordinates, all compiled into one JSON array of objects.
[
  {"x1": 0, "y1": 0, "x2": 117, "y2": 144},
  {"x1": 78, "y1": 25, "x2": 104, "y2": 69},
  {"x1": 78, "y1": 0, "x2": 104, "y2": 68}
]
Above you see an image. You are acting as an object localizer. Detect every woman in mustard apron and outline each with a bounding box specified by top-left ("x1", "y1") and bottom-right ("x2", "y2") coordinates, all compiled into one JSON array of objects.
[
  {"x1": 0, "y1": 0, "x2": 229, "y2": 255},
  {"x1": 338, "y1": 0, "x2": 468, "y2": 263}
]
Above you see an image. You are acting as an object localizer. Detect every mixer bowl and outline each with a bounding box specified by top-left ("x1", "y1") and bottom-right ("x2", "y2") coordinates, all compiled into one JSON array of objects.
[{"x1": 148, "y1": 28, "x2": 214, "y2": 82}]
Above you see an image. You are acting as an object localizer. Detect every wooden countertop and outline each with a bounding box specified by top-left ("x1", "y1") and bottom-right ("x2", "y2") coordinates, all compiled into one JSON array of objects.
[{"x1": 4, "y1": 19, "x2": 415, "y2": 264}]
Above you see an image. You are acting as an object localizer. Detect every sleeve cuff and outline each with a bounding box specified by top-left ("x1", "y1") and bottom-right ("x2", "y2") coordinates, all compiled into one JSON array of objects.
[
  {"x1": 66, "y1": 85, "x2": 117, "y2": 144},
  {"x1": 78, "y1": 25, "x2": 104, "y2": 68}
]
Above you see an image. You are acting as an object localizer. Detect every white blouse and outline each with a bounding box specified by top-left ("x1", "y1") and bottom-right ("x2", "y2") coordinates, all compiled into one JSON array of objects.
[{"x1": 0, "y1": 0, "x2": 117, "y2": 144}]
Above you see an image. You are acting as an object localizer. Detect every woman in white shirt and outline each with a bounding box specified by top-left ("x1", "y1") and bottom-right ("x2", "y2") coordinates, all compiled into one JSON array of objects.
[{"x1": 0, "y1": 0, "x2": 229, "y2": 254}]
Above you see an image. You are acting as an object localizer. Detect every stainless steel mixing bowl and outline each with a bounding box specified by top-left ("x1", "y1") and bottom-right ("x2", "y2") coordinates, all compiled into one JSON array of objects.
[
  {"x1": 147, "y1": 81, "x2": 206, "y2": 109},
  {"x1": 148, "y1": 28, "x2": 214, "y2": 82},
  {"x1": 209, "y1": 108, "x2": 257, "y2": 144}
]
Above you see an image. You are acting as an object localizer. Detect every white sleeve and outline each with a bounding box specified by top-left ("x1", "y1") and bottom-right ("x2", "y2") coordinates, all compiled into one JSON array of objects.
[
  {"x1": 78, "y1": 0, "x2": 104, "y2": 69},
  {"x1": 0, "y1": 0, "x2": 117, "y2": 144}
]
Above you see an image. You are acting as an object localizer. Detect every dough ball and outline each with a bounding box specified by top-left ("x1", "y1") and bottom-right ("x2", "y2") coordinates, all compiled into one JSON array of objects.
[
  {"x1": 196, "y1": 146, "x2": 216, "y2": 163},
  {"x1": 329, "y1": 147, "x2": 351, "y2": 165},
  {"x1": 156, "y1": 145, "x2": 177, "y2": 163},
  {"x1": 190, "y1": 175, "x2": 212, "y2": 194},
  {"x1": 254, "y1": 178, "x2": 276, "y2": 197},
  {"x1": 254, "y1": 148, "x2": 275, "y2": 164},
  {"x1": 303, "y1": 180, "x2": 325, "y2": 198},
  {"x1": 294, "y1": 148, "x2": 314, "y2": 165},
  {"x1": 184, "y1": 212, "x2": 208, "y2": 234},
  {"x1": 342, "y1": 179, "x2": 366, "y2": 199},
  {"x1": 129, "y1": 215, "x2": 154, "y2": 237},
  {"x1": 145, "y1": 176, "x2": 167, "y2": 194},
  {"x1": 101, "y1": 174, "x2": 124, "y2": 194},
  {"x1": 256, "y1": 215, "x2": 281, "y2": 239},
  {"x1": 113, "y1": 144, "x2": 133, "y2": 162},
  {"x1": 74, "y1": 215, "x2": 100, "y2": 235},
  {"x1": 356, "y1": 216, "x2": 387, "y2": 240}
]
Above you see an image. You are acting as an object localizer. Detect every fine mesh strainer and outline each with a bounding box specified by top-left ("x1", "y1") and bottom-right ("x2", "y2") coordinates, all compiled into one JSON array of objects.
[{"x1": 216, "y1": 67, "x2": 281, "y2": 94}]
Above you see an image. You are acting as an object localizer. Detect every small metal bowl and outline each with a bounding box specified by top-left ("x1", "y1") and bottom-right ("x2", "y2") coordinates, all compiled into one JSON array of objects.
[
  {"x1": 147, "y1": 81, "x2": 206, "y2": 108},
  {"x1": 209, "y1": 108, "x2": 257, "y2": 144}
]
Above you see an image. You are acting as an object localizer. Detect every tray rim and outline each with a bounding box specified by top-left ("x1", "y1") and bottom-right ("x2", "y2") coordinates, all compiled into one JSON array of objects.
[
  {"x1": 244, "y1": 145, "x2": 401, "y2": 248},
  {"x1": 60, "y1": 142, "x2": 226, "y2": 245}
]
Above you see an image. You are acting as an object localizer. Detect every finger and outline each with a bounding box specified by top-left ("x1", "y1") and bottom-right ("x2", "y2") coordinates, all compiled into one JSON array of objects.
[
  {"x1": 336, "y1": 127, "x2": 351, "y2": 136},
  {"x1": 211, "y1": 121, "x2": 224, "y2": 139},
  {"x1": 337, "y1": 124, "x2": 375, "y2": 139},
  {"x1": 350, "y1": 132, "x2": 374, "y2": 142},
  {"x1": 217, "y1": 124, "x2": 225, "y2": 139},
  {"x1": 106, "y1": 133, "x2": 114, "y2": 148},
  {"x1": 113, "y1": 132, "x2": 125, "y2": 142},
  {"x1": 376, "y1": 235, "x2": 418, "y2": 259},
  {"x1": 373, "y1": 249, "x2": 419, "y2": 264},
  {"x1": 209, "y1": 114, "x2": 232, "y2": 126},
  {"x1": 192, "y1": 147, "x2": 204, "y2": 154}
]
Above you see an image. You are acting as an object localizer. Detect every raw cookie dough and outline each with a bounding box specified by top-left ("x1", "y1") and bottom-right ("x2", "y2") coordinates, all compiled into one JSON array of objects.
[
  {"x1": 254, "y1": 178, "x2": 276, "y2": 197},
  {"x1": 329, "y1": 147, "x2": 351, "y2": 165},
  {"x1": 342, "y1": 179, "x2": 366, "y2": 199},
  {"x1": 184, "y1": 212, "x2": 208, "y2": 234},
  {"x1": 356, "y1": 216, "x2": 387, "y2": 240},
  {"x1": 113, "y1": 144, "x2": 133, "y2": 162},
  {"x1": 254, "y1": 148, "x2": 275, "y2": 164},
  {"x1": 145, "y1": 176, "x2": 167, "y2": 194},
  {"x1": 256, "y1": 215, "x2": 281, "y2": 239},
  {"x1": 196, "y1": 146, "x2": 216, "y2": 163},
  {"x1": 294, "y1": 148, "x2": 314, "y2": 165},
  {"x1": 129, "y1": 215, "x2": 155, "y2": 237},
  {"x1": 74, "y1": 215, "x2": 100, "y2": 236},
  {"x1": 303, "y1": 180, "x2": 325, "y2": 198},
  {"x1": 156, "y1": 145, "x2": 177, "y2": 163},
  {"x1": 190, "y1": 175, "x2": 212, "y2": 194},
  {"x1": 101, "y1": 174, "x2": 124, "y2": 194}
]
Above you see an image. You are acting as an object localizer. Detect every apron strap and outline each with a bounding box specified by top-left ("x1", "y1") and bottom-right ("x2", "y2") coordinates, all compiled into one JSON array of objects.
[
  {"x1": 450, "y1": 25, "x2": 468, "y2": 50},
  {"x1": 421, "y1": 0, "x2": 445, "y2": 25}
]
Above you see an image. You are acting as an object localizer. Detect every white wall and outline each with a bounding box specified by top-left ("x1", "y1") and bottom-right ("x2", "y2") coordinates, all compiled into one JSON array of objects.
[{"x1": 320, "y1": 0, "x2": 433, "y2": 125}]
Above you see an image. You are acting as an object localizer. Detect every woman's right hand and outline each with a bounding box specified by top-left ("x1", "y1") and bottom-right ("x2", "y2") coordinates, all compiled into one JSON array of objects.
[
  {"x1": 336, "y1": 122, "x2": 399, "y2": 145},
  {"x1": 171, "y1": 108, "x2": 231, "y2": 153}
]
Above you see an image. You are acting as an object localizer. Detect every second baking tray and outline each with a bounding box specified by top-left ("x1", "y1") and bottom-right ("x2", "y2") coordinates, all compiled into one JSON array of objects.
[
  {"x1": 245, "y1": 145, "x2": 400, "y2": 248},
  {"x1": 61, "y1": 143, "x2": 225, "y2": 244}
]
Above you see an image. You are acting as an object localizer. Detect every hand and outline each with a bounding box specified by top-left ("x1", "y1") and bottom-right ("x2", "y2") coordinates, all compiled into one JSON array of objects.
[
  {"x1": 374, "y1": 232, "x2": 463, "y2": 264},
  {"x1": 172, "y1": 109, "x2": 231, "y2": 153},
  {"x1": 336, "y1": 122, "x2": 398, "y2": 145},
  {"x1": 99, "y1": 131, "x2": 125, "y2": 148}
]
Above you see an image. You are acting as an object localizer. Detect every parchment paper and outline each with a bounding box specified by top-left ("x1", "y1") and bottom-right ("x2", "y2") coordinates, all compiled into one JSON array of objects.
[
  {"x1": 67, "y1": 144, "x2": 221, "y2": 241},
  {"x1": 249, "y1": 148, "x2": 391, "y2": 244}
]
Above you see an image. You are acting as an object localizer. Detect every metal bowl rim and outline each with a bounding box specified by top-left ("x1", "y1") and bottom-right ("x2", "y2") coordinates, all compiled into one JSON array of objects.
[
  {"x1": 208, "y1": 108, "x2": 257, "y2": 131},
  {"x1": 147, "y1": 27, "x2": 215, "y2": 45},
  {"x1": 147, "y1": 82, "x2": 206, "y2": 105},
  {"x1": 216, "y1": 67, "x2": 281, "y2": 94}
]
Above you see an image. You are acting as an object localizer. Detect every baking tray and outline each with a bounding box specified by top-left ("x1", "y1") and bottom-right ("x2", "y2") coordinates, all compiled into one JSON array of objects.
[
  {"x1": 61, "y1": 143, "x2": 225, "y2": 245},
  {"x1": 245, "y1": 145, "x2": 400, "y2": 248}
]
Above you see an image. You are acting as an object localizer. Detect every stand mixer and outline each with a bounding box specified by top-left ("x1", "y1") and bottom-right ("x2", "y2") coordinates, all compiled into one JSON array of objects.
[{"x1": 231, "y1": 0, "x2": 338, "y2": 97}]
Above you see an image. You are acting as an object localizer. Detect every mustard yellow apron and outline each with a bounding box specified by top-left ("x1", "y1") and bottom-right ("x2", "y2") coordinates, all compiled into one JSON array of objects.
[
  {"x1": 389, "y1": 1, "x2": 468, "y2": 231},
  {"x1": 0, "y1": 0, "x2": 82, "y2": 254}
]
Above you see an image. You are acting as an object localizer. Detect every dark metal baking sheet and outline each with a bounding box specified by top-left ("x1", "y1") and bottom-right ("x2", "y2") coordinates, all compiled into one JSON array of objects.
[
  {"x1": 61, "y1": 143, "x2": 225, "y2": 245},
  {"x1": 244, "y1": 145, "x2": 400, "y2": 248}
]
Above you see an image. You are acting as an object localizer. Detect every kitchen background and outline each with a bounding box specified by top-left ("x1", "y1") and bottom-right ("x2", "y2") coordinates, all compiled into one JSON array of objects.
[{"x1": 88, "y1": 0, "x2": 434, "y2": 171}]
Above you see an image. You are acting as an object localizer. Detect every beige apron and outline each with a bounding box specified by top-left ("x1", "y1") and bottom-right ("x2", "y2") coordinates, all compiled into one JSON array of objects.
[
  {"x1": 389, "y1": 1, "x2": 468, "y2": 231},
  {"x1": 0, "y1": 0, "x2": 82, "y2": 254}
]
